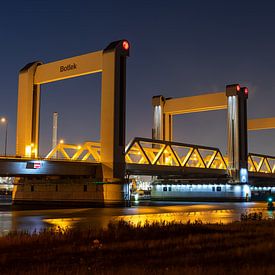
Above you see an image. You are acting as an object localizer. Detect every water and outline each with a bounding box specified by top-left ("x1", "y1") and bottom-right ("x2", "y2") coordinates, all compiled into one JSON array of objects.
[{"x1": 0, "y1": 200, "x2": 273, "y2": 235}]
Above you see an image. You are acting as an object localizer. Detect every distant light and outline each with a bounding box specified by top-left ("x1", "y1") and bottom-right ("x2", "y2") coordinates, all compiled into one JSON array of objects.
[
  {"x1": 122, "y1": 41, "x2": 130, "y2": 51},
  {"x1": 236, "y1": 85, "x2": 240, "y2": 92},
  {"x1": 134, "y1": 193, "x2": 139, "y2": 201},
  {"x1": 77, "y1": 145, "x2": 81, "y2": 150},
  {"x1": 59, "y1": 139, "x2": 64, "y2": 144},
  {"x1": 0, "y1": 117, "x2": 6, "y2": 123},
  {"x1": 268, "y1": 197, "x2": 273, "y2": 202},
  {"x1": 244, "y1": 88, "x2": 248, "y2": 95}
]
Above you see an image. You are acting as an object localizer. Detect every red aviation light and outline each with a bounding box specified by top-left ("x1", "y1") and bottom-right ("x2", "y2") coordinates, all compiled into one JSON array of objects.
[
  {"x1": 122, "y1": 40, "x2": 130, "y2": 51},
  {"x1": 244, "y1": 88, "x2": 248, "y2": 95},
  {"x1": 236, "y1": 85, "x2": 240, "y2": 92}
]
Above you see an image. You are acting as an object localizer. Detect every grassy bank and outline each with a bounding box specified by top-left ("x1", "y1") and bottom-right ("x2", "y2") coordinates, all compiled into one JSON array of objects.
[{"x1": 0, "y1": 219, "x2": 275, "y2": 274}]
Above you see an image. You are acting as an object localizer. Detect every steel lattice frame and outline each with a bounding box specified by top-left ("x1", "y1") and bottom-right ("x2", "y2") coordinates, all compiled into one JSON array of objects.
[
  {"x1": 45, "y1": 138, "x2": 275, "y2": 175},
  {"x1": 248, "y1": 153, "x2": 275, "y2": 173},
  {"x1": 125, "y1": 137, "x2": 227, "y2": 170},
  {"x1": 46, "y1": 142, "x2": 101, "y2": 162}
]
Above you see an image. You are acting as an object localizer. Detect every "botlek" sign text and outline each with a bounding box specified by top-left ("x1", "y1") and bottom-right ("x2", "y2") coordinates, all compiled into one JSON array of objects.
[{"x1": 60, "y1": 63, "x2": 77, "y2": 72}]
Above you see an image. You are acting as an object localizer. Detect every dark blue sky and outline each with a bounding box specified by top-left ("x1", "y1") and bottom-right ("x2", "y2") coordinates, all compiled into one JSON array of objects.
[{"x1": 1, "y1": 0, "x2": 275, "y2": 156}]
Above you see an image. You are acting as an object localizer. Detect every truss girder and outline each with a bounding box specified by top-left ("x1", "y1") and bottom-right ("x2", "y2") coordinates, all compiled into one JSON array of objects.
[
  {"x1": 248, "y1": 153, "x2": 275, "y2": 174},
  {"x1": 125, "y1": 137, "x2": 227, "y2": 170},
  {"x1": 46, "y1": 142, "x2": 101, "y2": 162},
  {"x1": 45, "y1": 139, "x2": 275, "y2": 175}
]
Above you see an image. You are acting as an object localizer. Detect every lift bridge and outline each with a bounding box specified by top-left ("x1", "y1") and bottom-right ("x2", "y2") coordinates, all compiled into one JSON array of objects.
[
  {"x1": 2, "y1": 39, "x2": 275, "y2": 205},
  {"x1": 44, "y1": 138, "x2": 275, "y2": 179}
]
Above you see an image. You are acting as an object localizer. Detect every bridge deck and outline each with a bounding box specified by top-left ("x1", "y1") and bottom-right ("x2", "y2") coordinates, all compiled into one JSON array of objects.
[
  {"x1": 126, "y1": 163, "x2": 227, "y2": 178},
  {"x1": 0, "y1": 158, "x2": 100, "y2": 177}
]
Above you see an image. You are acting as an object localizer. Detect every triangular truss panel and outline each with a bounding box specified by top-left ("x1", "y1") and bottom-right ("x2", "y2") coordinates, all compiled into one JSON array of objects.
[
  {"x1": 208, "y1": 151, "x2": 227, "y2": 169},
  {"x1": 198, "y1": 148, "x2": 218, "y2": 168},
  {"x1": 125, "y1": 142, "x2": 149, "y2": 164},
  {"x1": 186, "y1": 149, "x2": 205, "y2": 168},
  {"x1": 249, "y1": 155, "x2": 264, "y2": 172},
  {"x1": 138, "y1": 141, "x2": 166, "y2": 165},
  {"x1": 72, "y1": 142, "x2": 101, "y2": 162},
  {"x1": 171, "y1": 145, "x2": 193, "y2": 166},
  {"x1": 259, "y1": 159, "x2": 271, "y2": 173},
  {"x1": 268, "y1": 158, "x2": 275, "y2": 173},
  {"x1": 248, "y1": 155, "x2": 256, "y2": 172},
  {"x1": 155, "y1": 145, "x2": 180, "y2": 166}
]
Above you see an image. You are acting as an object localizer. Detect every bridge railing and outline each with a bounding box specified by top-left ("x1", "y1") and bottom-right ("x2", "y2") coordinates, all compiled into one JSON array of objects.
[
  {"x1": 125, "y1": 137, "x2": 227, "y2": 169},
  {"x1": 248, "y1": 153, "x2": 275, "y2": 173}
]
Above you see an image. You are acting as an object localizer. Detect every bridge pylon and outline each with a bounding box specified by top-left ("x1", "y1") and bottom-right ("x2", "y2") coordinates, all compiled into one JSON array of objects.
[
  {"x1": 14, "y1": 40, "x2": 130, "y2": 206},
  {"x1": 152, "y1": 84, "x2": 249, "y2": 184},
  {"x1": 226, "y1": 85, "x2": 248, "y2": 183}
]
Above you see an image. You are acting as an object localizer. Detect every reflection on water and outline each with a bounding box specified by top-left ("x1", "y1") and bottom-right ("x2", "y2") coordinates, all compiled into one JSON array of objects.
[
  {"x1": 44, "y1": 218, "x2": 82, "y2": 230},
  {"x1": 114, "y1": 208, "x2": 273, "y2": 226},
  {"x1": 0, "y1": 201, "x2": 274, "y2": 235},
  {"x1": 0, "y1": 212, "x2": 12, "y2": 235}
]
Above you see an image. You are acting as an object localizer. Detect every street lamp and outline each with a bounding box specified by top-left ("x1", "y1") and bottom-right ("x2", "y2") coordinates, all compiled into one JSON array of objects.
[{"x1": 0, "y1": 117, "x2": 8, "y2": 157}]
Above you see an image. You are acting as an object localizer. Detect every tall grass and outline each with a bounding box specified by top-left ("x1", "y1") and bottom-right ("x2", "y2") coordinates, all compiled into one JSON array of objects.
[{"x1": 0, "y1": 219, "x2": 275, "y2": 274}]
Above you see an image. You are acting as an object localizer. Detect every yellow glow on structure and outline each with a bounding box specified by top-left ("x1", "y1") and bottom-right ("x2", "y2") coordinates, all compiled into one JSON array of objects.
[
  {"x1": 25, "y1": 145, "x2": 31, "y2": 157},
  {"x1": 77, "y1": 145, "x2": 81, "y2": 149},
  {"x1": 165, "y1": 156, "x2": 172, "y2": 165},
  {"x1": 32, "y1": 148, "x2": 37, "y2": 157}
]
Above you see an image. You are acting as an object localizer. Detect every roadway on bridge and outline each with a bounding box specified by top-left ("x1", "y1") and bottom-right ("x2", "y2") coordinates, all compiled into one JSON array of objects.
[{"x1": 0, "y1": 201, "x2": 273, "y2": 235}]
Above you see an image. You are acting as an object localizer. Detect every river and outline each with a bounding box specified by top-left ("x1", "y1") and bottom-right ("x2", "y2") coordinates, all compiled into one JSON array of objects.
[{"x1": 0, "y1": 200, "x2": 273, "y2": 235}]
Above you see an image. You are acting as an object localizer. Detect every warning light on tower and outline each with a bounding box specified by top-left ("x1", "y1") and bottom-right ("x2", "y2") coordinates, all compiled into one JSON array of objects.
[{"x1": 122, "y1": 40, "x2": 130, "y2": 51}]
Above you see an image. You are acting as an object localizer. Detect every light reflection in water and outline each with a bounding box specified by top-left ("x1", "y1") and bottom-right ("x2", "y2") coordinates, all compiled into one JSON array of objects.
[
  {"x1": 0, "y1": 202, "x2": 274, "y2": 235},
  {"x1": 43, "y1": 218, "x2": 82, "y2": 230},
  {"x1": 114, "y1": 208, "x2": 274, "y2": 226}
]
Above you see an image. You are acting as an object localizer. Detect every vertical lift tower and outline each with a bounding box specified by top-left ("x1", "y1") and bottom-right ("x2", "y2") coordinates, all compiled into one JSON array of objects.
[
  {"x1": 15, "y1": 40, "x2": 129, "y2": 205},
  {"x1": 152, "y1": 84, "x2": 249, "y2": 183}
]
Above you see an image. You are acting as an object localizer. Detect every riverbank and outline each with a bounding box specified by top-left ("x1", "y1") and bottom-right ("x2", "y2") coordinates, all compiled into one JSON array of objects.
[{"x1": 0, "y1": 218, "x2": 275, "y2": 274}]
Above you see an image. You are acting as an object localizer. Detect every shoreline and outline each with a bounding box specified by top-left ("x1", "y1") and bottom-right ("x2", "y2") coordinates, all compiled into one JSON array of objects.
[{"x1": 0, "y1": 217, "x2": 274, "y2": 274}]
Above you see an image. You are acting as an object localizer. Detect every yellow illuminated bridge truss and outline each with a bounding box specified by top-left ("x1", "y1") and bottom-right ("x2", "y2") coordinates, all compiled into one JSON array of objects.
[{"x1": 45, "y1": 137, "x2": 275, "y2": 174}]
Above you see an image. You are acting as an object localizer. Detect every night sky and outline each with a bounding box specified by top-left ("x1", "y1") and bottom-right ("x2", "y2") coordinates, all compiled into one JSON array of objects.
[{"x1": 1, "y1": 0, "x2": 275, "y2": 156}]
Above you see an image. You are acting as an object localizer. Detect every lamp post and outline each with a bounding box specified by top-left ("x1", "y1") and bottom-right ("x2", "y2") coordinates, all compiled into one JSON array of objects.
[{"x1": 1, "y1": 117, "x2": 8, "y2": 157}]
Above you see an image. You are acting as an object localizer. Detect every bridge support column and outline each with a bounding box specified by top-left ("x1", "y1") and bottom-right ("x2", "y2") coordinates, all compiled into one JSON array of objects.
[
  {"x1": 101, "y1": 41, "x2": 129, "y2": 182},
  {"x1": 16, "y1": 62, "x2": 43, "y2": 158},
  {"x1": 226, "y1": 84, "x2": 248, "y2": 183},
  {"x1": 152, "y1": 96, "x2": 173, "y2": 141}
]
